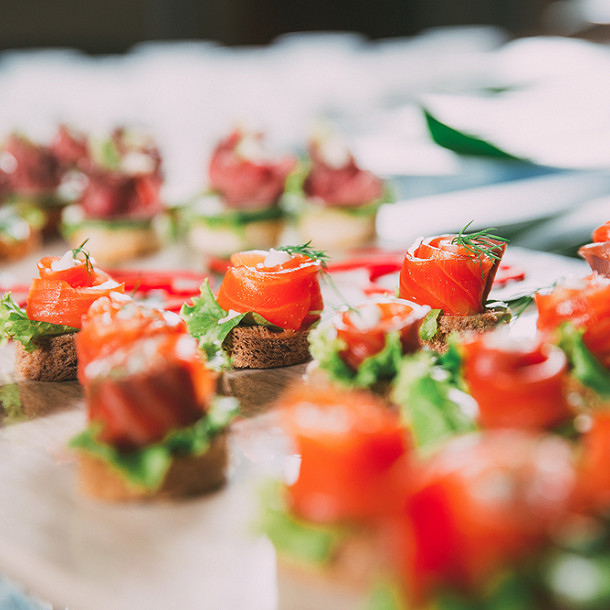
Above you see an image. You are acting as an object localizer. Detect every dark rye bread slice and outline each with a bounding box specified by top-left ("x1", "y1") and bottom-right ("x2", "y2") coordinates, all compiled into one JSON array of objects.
[
  {"x1": 223, "y1": 325, "x2": 312, "y2": 369},
  {"x1": 77, "y1": 431, "x2": 229, "y2": 502},
  {"x1": 15, "y1": 332, "x2": 78, "y2": 382},
  {"x1": 422, "y1": 308, "x2": 510, "y2": 353}
]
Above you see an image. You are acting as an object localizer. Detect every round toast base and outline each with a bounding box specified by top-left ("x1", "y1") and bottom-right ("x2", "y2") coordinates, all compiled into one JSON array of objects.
[{"x1": 77, "y1": 432, "x2": 229, "y2": 502}]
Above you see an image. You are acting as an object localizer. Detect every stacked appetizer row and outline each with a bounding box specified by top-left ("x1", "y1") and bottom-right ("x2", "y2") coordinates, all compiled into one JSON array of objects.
[
  {"x1": 0, "y1": 123, "x2": 388, "y2": 266},
  {"x1": 0, "y1": 127, "x2": 163, "y2": 264},
  {"x1": 185, "y1": 123, "x2": 388, "y2": 260}
]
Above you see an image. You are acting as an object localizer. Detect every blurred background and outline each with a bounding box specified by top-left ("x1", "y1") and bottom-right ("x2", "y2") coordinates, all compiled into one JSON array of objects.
[
  {"x1": 0, "y1": 0, "x2": 561, "y2": 52},
  {"x1": 0, "y1": 0, "x2": 609, "y2": 256}
]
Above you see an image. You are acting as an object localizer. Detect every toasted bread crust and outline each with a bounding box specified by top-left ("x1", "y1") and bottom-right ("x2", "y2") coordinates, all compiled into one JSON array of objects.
[
  {"x1": 224, "y1": 325, "x2": 312, "y2": 369},
  {"x1": 77, "y1": 431, "x2": 229, "y2": 502},
  {"x1": 14, "y1": 333, "x2": 78, "y2": 382},
  {"x1": 423, "y1": 309, "x2": 510, "y2": 353},
  {"x1": 67, "y1": 223, "x2": 160, "y2": 266}
]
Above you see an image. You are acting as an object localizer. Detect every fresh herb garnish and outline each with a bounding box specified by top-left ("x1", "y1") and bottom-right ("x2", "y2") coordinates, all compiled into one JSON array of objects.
[
  {"x1": 277, "y1": 241, "x2": 330, "y2": 268},
  {"x1": 71, "y1": 238, "x2": 94, "y2": 277},
  {"x1": 558, "y1": 322, "x2": 610, "y2": 398},
  {"x1": 452, "y1": 220, "x2": 508, "y2": 266},
  {"x1": 278, "y1": 242, "x2": 355, "y2": 310}
]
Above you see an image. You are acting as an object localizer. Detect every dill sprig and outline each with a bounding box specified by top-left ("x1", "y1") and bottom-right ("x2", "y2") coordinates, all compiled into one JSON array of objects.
[
  {"x1": 452, "y1": 220, "x2": 508, "y2": 263},
  {"x1": 277, "y1": 241, "x2": 330, "y2": 268},
  {"x1": 277, "y1": 242, "x2": 356, "y2": 312},
  {"x1": 72, "y1": 239, "x2": 94, "y2": 277}
]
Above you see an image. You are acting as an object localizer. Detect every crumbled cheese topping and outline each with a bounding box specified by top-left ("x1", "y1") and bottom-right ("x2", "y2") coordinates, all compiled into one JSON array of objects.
[
  {"x1": 93, "y1": 280, "x2": 120, "y2": 290},
  {"x1": 51, "y1": 250, "x2": 79, "y2": 271},
  {"x1": 263, "y1": 249, "x2": 292, "y2": 268},
  {"x1": 561, "y1": 275, "x2": 588, "y2": 291},
  {"x1": 348, "y1": 303, "x2": 382, "y2": 331},
  {"x1": 235, "y1": 133, "x2": 266, "y2": 162}
]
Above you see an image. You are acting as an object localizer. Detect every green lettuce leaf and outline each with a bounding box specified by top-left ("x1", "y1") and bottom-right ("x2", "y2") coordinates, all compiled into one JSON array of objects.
[
  {"x1": 558, "y1": 323, "x2": 610, "y2": 398},
  {"x1": 438, "y1": 334, "x2": 467, "y2": 391},
  {"x1": 181, "y1": 279, "x2": 283, "y2": 369},
  {"x1": 419, "y1": 308, "x2": 441, "y2": 341},
  {"x1": 423, "y1": 107, "x2": 526, "y2": 161},
  {"x1": 436, "y1": 571, "x2": 538, "y2": 610},
  {"x1": 181, "y1": 279, "x2": 246, "y2": 369},
  {"x1": 0, "y1": 293, "x2": 78, "y2": 353},
  {"x1": 69, "y1": 396, "x2": 237, "y2": 490},
  {"x1": 257, "y1": 480, "x2": 350, "y2": 565},
  {"x1": 365, "y1": 580, "x2": 408, "y2": 610},
  {"x1": 392, "y1": 351, "x2": 475, "y2": 449},
  {"x1": 309, "y1": 322, "x2": 405, "y2": 387}
]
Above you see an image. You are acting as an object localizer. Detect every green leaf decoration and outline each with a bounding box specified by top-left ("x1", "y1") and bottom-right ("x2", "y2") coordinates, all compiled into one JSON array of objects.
[
  {"x1": 309, "y1": 322, "x2": 405, "y2": 387},
  {"x1": 392, "y1": 351, "x2": 475, "y2": 449},
  {"x1": 558, "y1": 323, "x2": 610, "y2": 398},
  {"x1": 257, "y1": 480, "x2": 350, "y2": 565},
  {"x1": 436, "y1": 570, "x2": 538, "y2": 609},
  {"x1": 419, "y1": 308, "x2": 442, "y2": 341},
  {"x1": 0, "y1": 293, "x2": 77, "y2": 353},
  {"x1": 181, "y1": 279, "x2": 246, "y2": 369},
  {"x1": 423, "y1": 107, "x2": 526, "y2": 161},
  {"x1": 277, "y1": 241, "x2": 330, "y2": 268},
  {"x1": 438, "y1": 334, "x2": 467, "y2": 390},
  {"x1": 69, "y1": 396, "x2": 237, "y2": 490},
  {"x1": 452, "y1": 220, "x2": 509, "y2": 264},
  {"x1": 365, "y1": 579, "x2": 407, "y2": 610}
]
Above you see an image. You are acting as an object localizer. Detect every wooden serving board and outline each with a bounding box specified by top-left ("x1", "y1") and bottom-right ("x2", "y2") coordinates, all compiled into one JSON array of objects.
[{"x1": 0, "y1": 247, "x2": 588, "y2": 609}]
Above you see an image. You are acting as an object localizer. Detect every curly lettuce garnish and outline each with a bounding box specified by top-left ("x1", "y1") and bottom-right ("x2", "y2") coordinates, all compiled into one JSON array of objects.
[
  {"x1": 309, "y1": 321, "x2": 404, "y2": 388},
  {"x1": 181, "y1": 279, "x2": 280, "y2": 370},
  {"x1": 558, "y1": 322, "x2": 610, "y2": 398},
  {"x1": 257, "y1": 479, "x2": 351, "y2": 566},
  {"x1": 69, "y1": 395, "x2": 237, "y2": 490},
  {"x1": 0, "y1": 293, "x2": 78, "y2": 353},
  {"x1": 392, "y1": 351, "x2": 476, "y2": 450}
]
